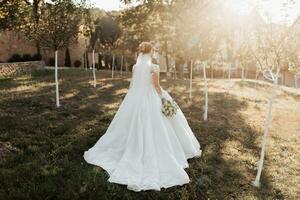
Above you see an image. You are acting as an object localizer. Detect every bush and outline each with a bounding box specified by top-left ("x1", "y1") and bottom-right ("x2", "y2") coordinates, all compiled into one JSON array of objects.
[
  {"x1": 7, "y1": 53, "x2": 42, "y2": 62},
  {"x1": 48, "y1": 57, "x2": 55, "y2": 66},
  {"x1": 74, "y1": 60, "x2": 81, "y2": 67},
  {"x1": 22, "y1": 54, "x2": 32, "y2": 61},
  {"x1": 7, "y1": 53, "x2": 22, "y2": 62},
  {"x1": 32, "y1": 53, "x2": 42, "y2": 61}
]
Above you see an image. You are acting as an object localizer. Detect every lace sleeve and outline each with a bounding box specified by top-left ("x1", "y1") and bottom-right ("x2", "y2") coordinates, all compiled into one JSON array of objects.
[{"x1": 151, "y1": 64, "x2": 160, "y2": 74}]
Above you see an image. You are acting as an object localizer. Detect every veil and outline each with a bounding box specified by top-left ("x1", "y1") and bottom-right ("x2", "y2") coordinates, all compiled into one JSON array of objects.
[
  {"x1": 135, "y1": 53, "x2": 152, "y2": 65},
  {"x1": 129, "y1": 53, "x2": 153, "y2": 91}
]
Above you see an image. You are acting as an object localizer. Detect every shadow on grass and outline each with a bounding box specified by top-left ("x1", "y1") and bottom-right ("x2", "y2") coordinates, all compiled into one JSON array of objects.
[
  {"x1": 165, "y1": 79, "x2": 283, "y2": 199},
  {"x1": 0, "y1": 71, "x2": 285, "y2": 200}
]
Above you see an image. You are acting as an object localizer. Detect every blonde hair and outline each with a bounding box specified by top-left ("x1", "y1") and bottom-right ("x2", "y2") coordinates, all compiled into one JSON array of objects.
[{"x1": 139, "y1": 42, "x2": 153, "y2": 54}]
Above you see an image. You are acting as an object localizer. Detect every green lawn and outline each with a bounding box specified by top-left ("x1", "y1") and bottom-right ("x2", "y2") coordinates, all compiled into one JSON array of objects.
[{"x1": 0, "y1": 69, "x2": 299, "y2": 200}]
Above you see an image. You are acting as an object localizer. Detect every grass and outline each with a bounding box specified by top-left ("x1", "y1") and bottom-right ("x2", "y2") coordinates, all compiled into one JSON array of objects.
[{"x1": 0, "y1": 69, "x2": 299, "y2": 200}]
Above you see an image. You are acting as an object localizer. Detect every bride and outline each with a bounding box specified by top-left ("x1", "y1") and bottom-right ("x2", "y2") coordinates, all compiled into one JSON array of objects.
[{"x1": 84, "y1": 42, "x2": 201, "y2": 192}]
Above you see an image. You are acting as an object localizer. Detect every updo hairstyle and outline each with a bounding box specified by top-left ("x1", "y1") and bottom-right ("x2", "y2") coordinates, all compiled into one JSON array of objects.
[{"x1": 139, "y1": 42, "x2": 153, "y2": 54}]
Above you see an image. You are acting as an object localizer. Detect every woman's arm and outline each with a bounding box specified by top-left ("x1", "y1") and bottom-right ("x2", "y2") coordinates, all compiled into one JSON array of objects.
[{"x1": 152, "y1": 71, "x2": 162, "y2": 97}]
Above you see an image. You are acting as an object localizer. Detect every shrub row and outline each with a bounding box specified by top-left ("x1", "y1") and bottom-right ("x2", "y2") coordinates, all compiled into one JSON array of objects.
[
  {"x1": 48, "y1": 57, "x2": 82, "y2": 67},
  {"x1": 7, "y1": 53, "x2": 42, "y2": 63}
]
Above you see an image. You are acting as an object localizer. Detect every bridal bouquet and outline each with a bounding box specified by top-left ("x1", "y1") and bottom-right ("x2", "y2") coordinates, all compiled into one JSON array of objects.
[{"x1": 161, "y1": 97, "x2": 179, "y2": 118}]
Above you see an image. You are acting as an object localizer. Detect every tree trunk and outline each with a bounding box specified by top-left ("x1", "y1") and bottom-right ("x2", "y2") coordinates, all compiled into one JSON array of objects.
[
  {"x1": 241, "y1": 67, "x2": 245, "y2": 81},
  {"x1": 210, "y1": 64, "x2": 214, "y2": 79},
  {"x1": 295, "y1": 75, "x2": 298, "y2": 94},
  {"x1": 189, "y1": 60, "x2": 193, "y2": 99},
  {"x1": 64, "y1": 47, "x2": 71, "y2": 67},
  {"x1": 228, "y1": 63, "x2": 231, "y2": 80},
  {"x1": 203, "y1": 62, "x2": 208, "y2": 121},
  {"x1": 92, "y1": 49, "x2": 96, "y2": 87},
  {"x1": 55, "y1": 50, "x2": 60, "y2": 108},
  {"x1": 253, "y1": 78, "x2": 278, "y2": 187},
  {"x1": 174, "y1": 60, "x2": 177, "y2": 79},
  {"x1": 125, "y1": 57, "x2": 128, "y2": 75},
  {"x1": 164, "y1": 40, "x2": 169, "y2": 72},
  {"x1": 120, "y1": 55, "x2": 123, "y2": 75},
  {"x1": 84, "y1": 41, "x2": 87, "y2": 71},
  {"x1": 254, "y1": 71, "x2": 259, "y2": 102},
  {"x1": 98, "y1": 53, "x2": 103, "y2": 68},
  {"x1": 36, "y1": 41, "x2": 41, "y2": 55},
  {"x1": 112, "y1": 55, "x2": 115, "y2": 78},
  {"x1": 104, "y1": 54, "x2": 109, "y2": 68},
  {"x1": 33, "y1": 0, "x2": 41, "y2": 55}
]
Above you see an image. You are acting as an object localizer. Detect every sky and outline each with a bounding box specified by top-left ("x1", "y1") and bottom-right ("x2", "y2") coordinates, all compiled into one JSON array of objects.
[
  {"x1": 91, "y1": 0, "x2": 124, "y2": 11},
  {"x1": 91, "y1": 0, "x2": 300, "y2": 24}
]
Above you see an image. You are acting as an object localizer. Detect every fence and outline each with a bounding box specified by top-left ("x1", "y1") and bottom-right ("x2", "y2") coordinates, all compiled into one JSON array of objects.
[{"x1": 0, "y1": 61, "x2": 45, "y2": 77}]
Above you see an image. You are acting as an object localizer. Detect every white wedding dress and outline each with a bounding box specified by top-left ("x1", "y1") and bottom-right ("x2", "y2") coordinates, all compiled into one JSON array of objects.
[{"x1": 83, "y1": 53, "x2": 201, "y2": 192}]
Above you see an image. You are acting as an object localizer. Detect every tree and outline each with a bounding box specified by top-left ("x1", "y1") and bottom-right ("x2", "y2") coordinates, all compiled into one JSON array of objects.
[
  {"x1": 0, "y1": 0, "x2": 27, "y2": 30},
  {"x1": 250, "y1": 17, "x2": 300, "y2": 187},
  {"x1": 288, "y1": 59, "x2": 300, "y2": 93},
  {"x1": 94, "y1": 14, "x2": 120, "y2": 49},
  {"x1": 287, "y1": 21, "x2": 300, "y2": 93},
  {"x1": 117, "y1": 3, "x2": 152, "y2": 53},
  {"x1": 23, "y1": 0, "x2": 44, "y2": 54},
  {"x1": 236, "y1": 44, "x2": 253, "y2": 81},
  {"x1": 31, "y1": 0, "x2": 89, "y2": 107},
  {"x1": 65, "y1": 47, "x2": 71, "y2": 67},
  {"x1": 90, "y1": 14, "x2": 121, "y2": 71}
]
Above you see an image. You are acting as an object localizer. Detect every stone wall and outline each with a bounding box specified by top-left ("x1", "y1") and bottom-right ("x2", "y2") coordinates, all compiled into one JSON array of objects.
[
  {"x1": 0, "y1": 30, "x2": 86, "y2": 67},
  {"x1": 0, "y1": 61, "x2": 45, "y2": 77},
  {"x1": 0, "y1": 30, "x2": 36, "y2": 63}
]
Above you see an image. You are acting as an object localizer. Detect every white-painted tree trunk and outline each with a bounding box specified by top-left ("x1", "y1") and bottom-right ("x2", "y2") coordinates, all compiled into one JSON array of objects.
[
  {"x1": 174, "y1": 60, "x2": 177, "y2": 79},
  {"x1": 55, "y1": 50, "x2": 60, "y2": 108},
  {"x1": 203, "y1": 62, "x2": 208, "y2": 121},
  {"x1": 120, "y1": 56, "x2": 123, "y2": 76},
  {"x1": 189, "y1": 60, "x2": 193, "y2": 99},
  {"x1": 92, "y1": 49, "x2": 96, "y2": 87},
  {"x1": 112, "y1": 55, "x2": 115, "y2": 79},
  {"x1": 253, "y1": 78, "x2": 278, "y2": 187}
]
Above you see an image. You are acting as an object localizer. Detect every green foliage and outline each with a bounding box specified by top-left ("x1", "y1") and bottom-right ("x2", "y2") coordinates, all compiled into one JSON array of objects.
[
  {"x1": 7, "y1": 53, "x2": 22, "y2": 62},
  {"x1": 0, "y1": 0, "x2": 27, "y2": 30},
  {"x1": 22, "y1": 54, "x2": 32, "y2": 61},
  {"x1": 90, "y1": 15, "x2": 121, "y2": 50},
  {"x1": 32, "y1": 53, "x2": 43, "y2": 61},
  {"x1": 116, "y1": 0, "x2": 224, "y2": 63},
  {"x1": 22, "y1": 0, "x2": 90, "y2": 51},
  {"x1": 7, "y1": 53, "x2": 42, "y2": 62}
]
